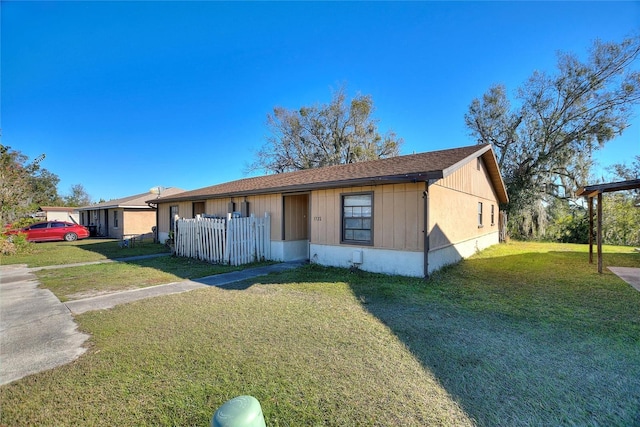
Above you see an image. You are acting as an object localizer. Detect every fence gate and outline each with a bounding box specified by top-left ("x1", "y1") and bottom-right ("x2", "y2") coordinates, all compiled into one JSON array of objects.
[{"x1": 174, "y1": 213, "x2": 271, "y2": 266}]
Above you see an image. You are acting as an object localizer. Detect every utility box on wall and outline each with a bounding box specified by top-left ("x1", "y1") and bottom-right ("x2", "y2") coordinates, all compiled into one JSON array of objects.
[{"x1": 352, "y1": 250, "x2": 363, "y2": 265}]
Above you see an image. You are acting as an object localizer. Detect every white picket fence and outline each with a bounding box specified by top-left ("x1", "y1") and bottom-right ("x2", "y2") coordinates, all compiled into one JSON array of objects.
[{"x1": 174, "y1": 213, "x2": 271, "y2": 266}]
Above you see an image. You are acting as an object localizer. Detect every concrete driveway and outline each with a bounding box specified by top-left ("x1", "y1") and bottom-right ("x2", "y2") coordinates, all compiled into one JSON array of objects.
[
  {"x1": 0, "y1": 260, "x2": 305, "y2": 386},
  {"x1": 0, "y1": 264, "x2": 89, "y2": 386}
]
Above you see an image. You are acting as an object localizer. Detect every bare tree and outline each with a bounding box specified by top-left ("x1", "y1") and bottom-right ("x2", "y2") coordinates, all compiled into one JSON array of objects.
[{"x1": 249, "y1": 85, "x2": 403, "y2": 174}]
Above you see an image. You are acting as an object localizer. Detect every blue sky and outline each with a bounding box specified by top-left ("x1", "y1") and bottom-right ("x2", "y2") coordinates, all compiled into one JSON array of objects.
[{"x1": 3, "y1": 1, "x2": 640, "y2": 202}]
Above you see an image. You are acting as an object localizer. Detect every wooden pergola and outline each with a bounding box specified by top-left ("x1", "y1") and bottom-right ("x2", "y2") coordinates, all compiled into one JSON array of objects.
[{"x1": 576, "y1": 179, "x2": 640, "y2": 273}]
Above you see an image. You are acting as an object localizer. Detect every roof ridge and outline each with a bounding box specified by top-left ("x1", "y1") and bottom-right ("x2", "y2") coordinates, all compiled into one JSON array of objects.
[{"x1": 154, "y1": 144, "x2": 492, "y2": 202}]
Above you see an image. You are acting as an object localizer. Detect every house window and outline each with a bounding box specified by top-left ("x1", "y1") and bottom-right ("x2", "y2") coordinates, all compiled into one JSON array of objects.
[
  {"x1": 491, "y1": 205, "x2": 495, "y2": 226},
  {"x1": 478, "y1": 202, "x2": 483, "y2": 227},
  {"x1": 342, "y1": 193, "x2": 373, "y2": 245},
  {"x1": 113, "y1": 211, "x2": 119, "y2": 228},
  {"x1": 170, "y1": 205, "x2": 179, "y2": 232}
]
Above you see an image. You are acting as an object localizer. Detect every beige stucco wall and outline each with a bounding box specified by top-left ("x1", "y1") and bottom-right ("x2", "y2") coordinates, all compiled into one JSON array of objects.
[
  {"x1": 122, "y1": 209, "x2": 156, "y2": 236},
  {"x1": 45, "y1": 210, "x2": 79, "y2": 223}
]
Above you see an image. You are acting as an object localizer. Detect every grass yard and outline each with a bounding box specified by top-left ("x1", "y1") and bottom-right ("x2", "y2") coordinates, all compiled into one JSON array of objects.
[
  {"x1": 1, "y1": 241, "x2": 639, "y2": 426},
  {"x1": 33, "y1": 256, "x2": 261, "y2": 301},
  {"x1": 0, "y1": 238, "x2": 170, "y2": 267}
]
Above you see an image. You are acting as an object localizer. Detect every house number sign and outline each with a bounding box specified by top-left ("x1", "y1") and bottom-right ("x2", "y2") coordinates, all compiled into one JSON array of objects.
[{"x1": 313, "y1": 216, "x2": 322, "y2": 221}]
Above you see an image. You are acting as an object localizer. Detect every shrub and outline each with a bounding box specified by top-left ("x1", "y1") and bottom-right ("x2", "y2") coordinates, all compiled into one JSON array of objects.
[{"x1": 0, "y1": 233, "x2": 32, "y2": 255}]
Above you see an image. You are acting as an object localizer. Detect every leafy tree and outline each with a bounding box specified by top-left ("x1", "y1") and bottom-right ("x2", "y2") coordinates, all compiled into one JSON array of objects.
[
  {"x1": 543, "y1": 199, "x2": 589, "y2": 243},
  {"x1": 600, "y1": 155, "x2": 640, "y2": 246},
  {"x1": 64, "y1": 184, "x2": 92, "y2": 207},
  {"x1": 250, "y1": 85, "x2": 403, "y2": 173},
  {"x1": 465, "y1": 36, "x2": 640, "y2": 238},
  {"x1": 0, "y1": 145, "x2": 61, "y2": 224},
  {"x1": 31, "y1": 169, "x2": 63, "y2": 207},
  {"x1": 608, "y1": 155, "x2": 640, "y2": 181},
  {"x1": 602, "y1": 193, "x2": 640, "y2": 246}
]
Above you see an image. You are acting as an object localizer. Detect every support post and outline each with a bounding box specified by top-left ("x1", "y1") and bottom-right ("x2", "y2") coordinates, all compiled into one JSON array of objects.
[
  {"x1": 588, "y1": 196, "x2": 594, "y2": 264},
  {"x1": 597, "y1": 192, "x2": 603, "y2": 273}
]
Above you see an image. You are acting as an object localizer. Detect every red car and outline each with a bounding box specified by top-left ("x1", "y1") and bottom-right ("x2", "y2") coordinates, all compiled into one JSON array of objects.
[{"x1": 6, "y1": 221, "x2": 90, "y2": 242}]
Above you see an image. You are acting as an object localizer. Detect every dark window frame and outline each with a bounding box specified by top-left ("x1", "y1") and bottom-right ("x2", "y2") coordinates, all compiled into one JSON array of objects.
[
  {"x1": 341, "y1": 192, "x2": 374, "y2": 246},
  {"x1": 478, "y1": 202, "x2": 483, "y2": 228}
]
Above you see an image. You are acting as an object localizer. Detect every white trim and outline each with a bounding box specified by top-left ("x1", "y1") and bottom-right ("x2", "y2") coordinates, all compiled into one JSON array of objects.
[
  {"x1": 270, "y1": 240, "x2": 309, "y2": 262},
  {"x1": 309, "y1": 244, "x2": 424, "y2": 277},
  {"x1": 428, "y1": 232, "x2": 499, "y2": 273}
]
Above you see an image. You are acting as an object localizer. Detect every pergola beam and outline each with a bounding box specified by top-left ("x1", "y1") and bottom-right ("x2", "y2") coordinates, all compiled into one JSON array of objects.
[{"x1": 577, "y1": 179, "x2": 640, "y2": 274}]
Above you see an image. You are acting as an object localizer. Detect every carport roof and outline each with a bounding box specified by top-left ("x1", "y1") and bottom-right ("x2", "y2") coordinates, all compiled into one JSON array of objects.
[{"x1": 577, "y1": 179, "x2": 640, "y2": 197}]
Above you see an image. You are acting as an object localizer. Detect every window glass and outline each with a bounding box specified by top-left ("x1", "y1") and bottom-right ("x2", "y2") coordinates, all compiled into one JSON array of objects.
[
  {"x1": 51, "y1": 222, "x2": 66, "y2": 228},
  {"x1": 31, "y1": 223, "x2": 48, "y2": 229},
  {"x1": 342, "y1": 193, "x2": 373, "y2": 244}
]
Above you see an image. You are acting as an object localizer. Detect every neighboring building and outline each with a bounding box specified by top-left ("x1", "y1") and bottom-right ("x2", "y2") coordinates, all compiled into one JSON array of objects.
[
  {"x1": 37, "y1": 206, "x2": 80, "y2": 223},
  {"x1": 78, "y1": 188, "x2": 185, "y2": 239},
  {"x1": 151, "y1": 144, "x2": 508, "y2": 277}
]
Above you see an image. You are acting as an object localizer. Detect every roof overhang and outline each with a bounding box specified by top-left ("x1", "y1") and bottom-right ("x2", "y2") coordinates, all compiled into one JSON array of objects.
[
  {"x1": 149, "y1": 171, "x2": 445, "y2": 203},
  {"x1": 441, "y1": 144, "x2": 508, "y2": 204},
  {"x1": 150, "y1": 144, "x2": 509, "y2": 205},
  {"x1": 577, "y1": 179, "x2": 640, "y2": 198}
]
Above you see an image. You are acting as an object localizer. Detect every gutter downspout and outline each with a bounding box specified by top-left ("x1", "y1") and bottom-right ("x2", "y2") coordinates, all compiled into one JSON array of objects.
[{"x1": 423, "y1": 181, "x2": 430, "y2": 279}]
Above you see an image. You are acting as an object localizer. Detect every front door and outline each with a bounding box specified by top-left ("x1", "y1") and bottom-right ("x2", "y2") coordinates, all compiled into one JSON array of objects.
[{"x1": 283, "y1": 194, "x2": 310, "y2": 259}]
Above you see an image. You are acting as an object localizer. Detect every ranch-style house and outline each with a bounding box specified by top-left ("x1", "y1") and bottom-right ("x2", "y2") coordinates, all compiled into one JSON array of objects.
[{"x1": 151, "y1": 144, "x2": 508, "y2": 277}]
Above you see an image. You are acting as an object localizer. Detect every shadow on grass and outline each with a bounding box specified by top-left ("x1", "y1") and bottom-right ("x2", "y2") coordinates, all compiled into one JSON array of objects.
[{"x1": 226, "y1": 251, "x2": 640, "y2": 426}]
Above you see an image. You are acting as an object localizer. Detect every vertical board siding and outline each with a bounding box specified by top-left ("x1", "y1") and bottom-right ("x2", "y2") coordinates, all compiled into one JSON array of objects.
[
  {"x1": 158, "y1": 194, "x2": 282, "y2": 242},
  {"x1": 310, "y1": 184, "x2": 423, "y2": 251},
  {"x1": 429, "y1": 157, "x2": 500, "y2": 250}
]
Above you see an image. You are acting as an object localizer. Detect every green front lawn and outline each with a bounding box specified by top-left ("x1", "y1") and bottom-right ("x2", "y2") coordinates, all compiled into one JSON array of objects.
[
  {"x1": 0, "y1": 238, "x2": 170, "y2": 267},
  {"x1": 1, "y1": 241, "x2": 639, "y2": 426},
  {"x1": 34, "y1": 257, "x2": 258, "y2": 301}
]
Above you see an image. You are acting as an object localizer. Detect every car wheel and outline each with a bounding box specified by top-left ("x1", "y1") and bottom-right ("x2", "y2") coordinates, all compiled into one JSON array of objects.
[{"x1": 64, "y1": 232, "x2": 78, "y2": 242}]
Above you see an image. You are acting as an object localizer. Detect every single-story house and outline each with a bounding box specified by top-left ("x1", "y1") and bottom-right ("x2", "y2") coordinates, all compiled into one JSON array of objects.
[
  {"x1": 36, "y1": 206, "x2": 80, "y2": 223},
  {"x1": 78, "y1": 188, "x2": 185, "y2": 239},
  {"x1": 151, "y1": 144, "x2": 508, "y2": 277}
]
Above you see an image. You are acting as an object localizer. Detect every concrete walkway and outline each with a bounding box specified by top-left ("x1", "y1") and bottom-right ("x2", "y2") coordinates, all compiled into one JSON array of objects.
[
  {"x1": 64, "y1": 261, "x2": 304, "y2": 315},
  {"x1": 0, "y1": 260, "x2": 304, "y2": 385},
  {"x1": 608, "y1": 267, "x2": 640, "y2": 292}
]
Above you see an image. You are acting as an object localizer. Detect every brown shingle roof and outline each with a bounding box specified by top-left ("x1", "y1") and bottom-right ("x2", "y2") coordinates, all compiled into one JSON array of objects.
[
  {"x1": 153, "y1": 144, "x2": 508, "y2": 204},
  {"x1": 79, "y1": 188, "x2": 186, "y2": 210}
]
